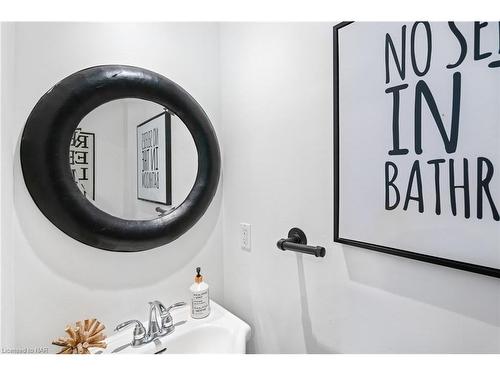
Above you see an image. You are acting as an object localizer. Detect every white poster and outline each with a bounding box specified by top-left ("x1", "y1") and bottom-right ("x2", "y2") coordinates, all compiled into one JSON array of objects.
[
  {"x1": 137, "y1": 112, "x2": 172, "y2": 205},
  {"x1": 334, "y1": 22, "x2": 500, "y2": 277}
]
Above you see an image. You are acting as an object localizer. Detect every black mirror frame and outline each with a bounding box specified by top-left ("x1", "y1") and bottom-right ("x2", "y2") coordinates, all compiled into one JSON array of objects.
[{"x1": 20, "y1": 65, "x2": 221, "y2": 252}]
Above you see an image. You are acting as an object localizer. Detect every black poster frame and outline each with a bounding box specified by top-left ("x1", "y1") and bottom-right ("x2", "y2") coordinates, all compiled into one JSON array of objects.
[
  {"x1": 136, "y1": 111, "x2": 172, "y2": 206},
  {"x1": 333, "y1": 22, "x2": 500, "y2": 279}
]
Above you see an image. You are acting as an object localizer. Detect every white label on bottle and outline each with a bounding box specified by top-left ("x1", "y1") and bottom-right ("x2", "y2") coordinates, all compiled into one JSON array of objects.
[{"x1": 191, "y1": 289, "x2": 210, "y2": 318}]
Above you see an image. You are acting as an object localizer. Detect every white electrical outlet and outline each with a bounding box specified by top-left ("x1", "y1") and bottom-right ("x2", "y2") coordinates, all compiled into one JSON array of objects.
[{"x1": 240, "y1": 223, "x2": 251, "y2": 251}]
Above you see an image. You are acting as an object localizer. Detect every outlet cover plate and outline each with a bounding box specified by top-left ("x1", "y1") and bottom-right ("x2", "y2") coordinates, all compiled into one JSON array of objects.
[{"x1": 240, "y1": 223, "x2": 251, "y2": 251}]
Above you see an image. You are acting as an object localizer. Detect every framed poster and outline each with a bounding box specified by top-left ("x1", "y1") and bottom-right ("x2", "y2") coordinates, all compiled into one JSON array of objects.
[
  {"x1": 69, "y1": 127, "x2": 95, "y2": 200},
  {"x1": 334, "y1": 22, "x2": 500, "y2": 278},
  {"x1": 137, "y1": 111, "x2": 172, "y2": 205}
]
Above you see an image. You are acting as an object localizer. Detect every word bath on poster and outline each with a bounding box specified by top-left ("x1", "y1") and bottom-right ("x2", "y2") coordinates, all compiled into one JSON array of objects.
[{"x1": 334, "y1": 22, "x2": 500, "y2": 277}]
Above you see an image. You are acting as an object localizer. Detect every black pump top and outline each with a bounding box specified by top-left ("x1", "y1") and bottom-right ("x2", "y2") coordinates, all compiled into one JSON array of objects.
[{"x1": 196, "y1": 267, "x2": 201, "y2": 277}]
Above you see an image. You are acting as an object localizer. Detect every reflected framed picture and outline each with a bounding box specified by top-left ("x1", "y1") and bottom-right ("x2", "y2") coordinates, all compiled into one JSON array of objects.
[
  {"x1": 136, "y1": 111, "x2": 172, "y2": 205},
  {"x1": 333, "y1": 21, "x2": 500, "y2": 278},
  {"x1": 70, "y1": 127, "x2": 95, "y2": 201}
]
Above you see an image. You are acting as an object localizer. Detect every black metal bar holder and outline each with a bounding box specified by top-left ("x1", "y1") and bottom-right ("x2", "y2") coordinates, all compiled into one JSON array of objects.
[{"x1": 277, "y1": 227, "x2": 326, "y2": 258}]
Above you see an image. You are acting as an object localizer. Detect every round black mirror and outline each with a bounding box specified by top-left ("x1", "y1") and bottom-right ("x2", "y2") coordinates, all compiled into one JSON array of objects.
[{"x1": 20, "y1": 65, "x2": 221, "y2": 252}]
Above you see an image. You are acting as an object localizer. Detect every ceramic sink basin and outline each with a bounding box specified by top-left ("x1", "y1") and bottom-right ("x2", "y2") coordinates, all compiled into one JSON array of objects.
[{"x1": 93, "y1": 300, "x2": 251, "y2": 354}]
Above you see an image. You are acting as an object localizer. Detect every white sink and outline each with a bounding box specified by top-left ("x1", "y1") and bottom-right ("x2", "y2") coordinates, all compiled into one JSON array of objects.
[{"x1": 93, "y1": 300, "x2": 251, "y2": 354}]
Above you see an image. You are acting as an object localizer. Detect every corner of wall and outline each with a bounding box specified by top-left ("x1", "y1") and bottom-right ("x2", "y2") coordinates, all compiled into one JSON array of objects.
[
  {"x1": 0, "y1": 21, "x2": 17, "y2": 348},
  {"x1": 0, "y1": 22, "x2": 3, "y2": 349}
]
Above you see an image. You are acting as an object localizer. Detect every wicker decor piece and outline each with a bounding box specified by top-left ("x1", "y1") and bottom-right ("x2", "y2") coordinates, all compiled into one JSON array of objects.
[{"x1": 52, "y1": 319, "x2": 107, "y2": 354}]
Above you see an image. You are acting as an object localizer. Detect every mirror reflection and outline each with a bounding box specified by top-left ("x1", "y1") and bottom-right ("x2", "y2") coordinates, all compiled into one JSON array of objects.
[{"x1": 70, "y1": 99, "x2": 197, "y2": 220}]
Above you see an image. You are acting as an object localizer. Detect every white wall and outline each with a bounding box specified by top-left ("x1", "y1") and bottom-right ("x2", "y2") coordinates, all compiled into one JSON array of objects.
[
  {"x1": 1, "y1": 23, "x2": 15, "y2": 348},
  {"x1": 0, "y1": 23, "x2": 3, "y2": 349},
  {"x1": 219, "y1": 23, "x2": 500, "y2": 353},
  {"x1": 0, "y1": 23, "x2": 223, "y2": 352}
]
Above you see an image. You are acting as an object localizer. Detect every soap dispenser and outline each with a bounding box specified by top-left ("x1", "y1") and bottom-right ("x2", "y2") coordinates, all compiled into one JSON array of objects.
[{"x1": 190, "y1": 267, "x2": 210, "y2": 319}]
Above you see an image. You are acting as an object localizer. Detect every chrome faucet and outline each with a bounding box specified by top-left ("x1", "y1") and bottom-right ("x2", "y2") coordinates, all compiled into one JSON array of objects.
[
  {"x1": 115, "y1": 300, "x2": 187, "y2": 347},
  {"x1": 147, "y1": 301, "x2": 163, "y2": 338}
]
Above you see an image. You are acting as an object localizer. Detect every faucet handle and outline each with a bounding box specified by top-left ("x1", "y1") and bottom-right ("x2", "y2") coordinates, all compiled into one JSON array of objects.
[
  {"x1": 154, "y1": 301, "x2": 186, "y2": 330},
  {"x1": 153, "y1": 300, "x2": 186, "y2": 315},
  {"x1": 115, "y1": 319, "x2": 146, "y2": 347},
  {"x1": 166, "y1": 301, "x2": 187, "y2": 312}
]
